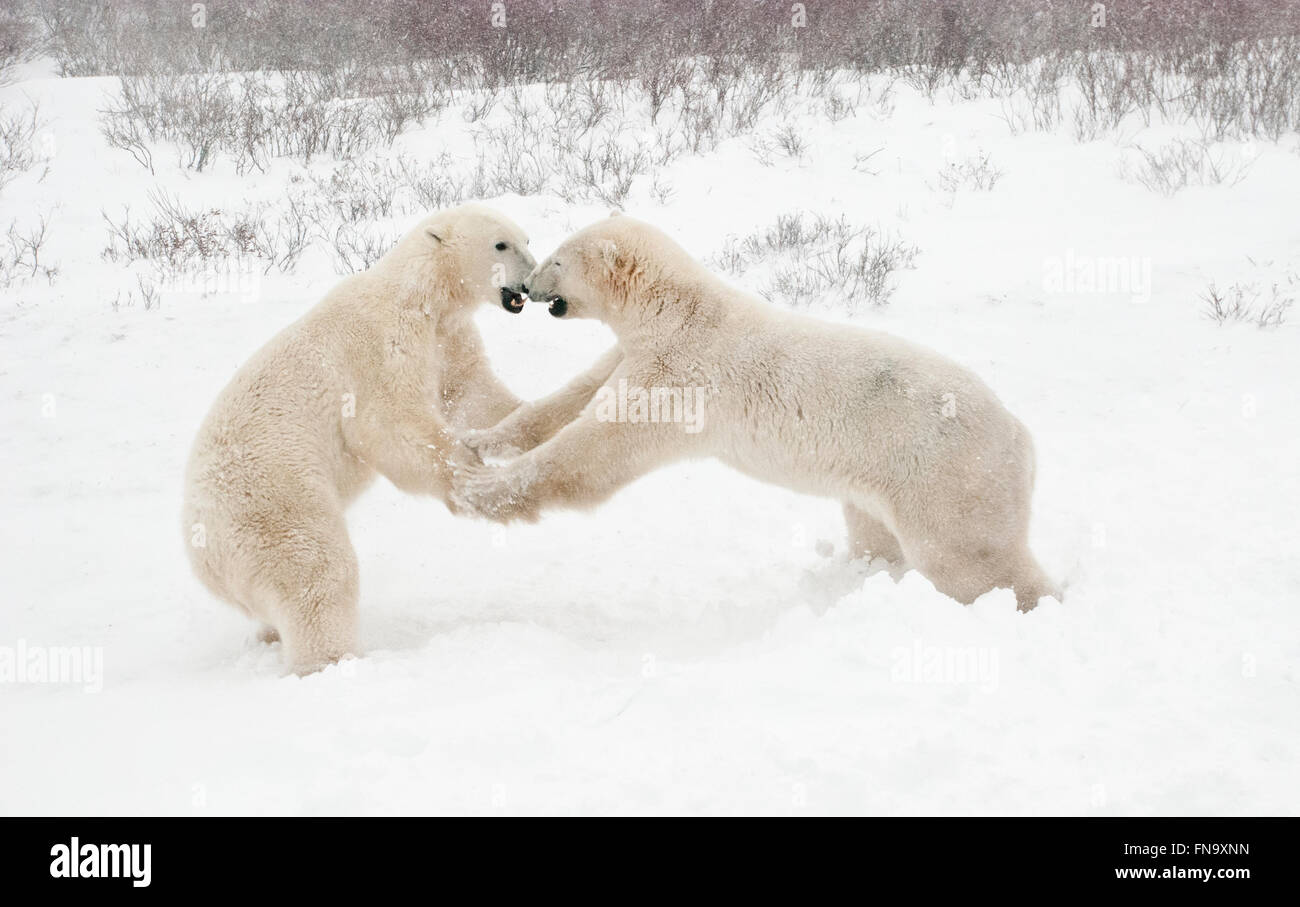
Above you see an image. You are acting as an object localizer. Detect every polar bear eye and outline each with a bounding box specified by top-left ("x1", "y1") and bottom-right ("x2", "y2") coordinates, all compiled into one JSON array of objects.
[{"x1": 495, "y1": 242, "x2": 508, "y2": 251}]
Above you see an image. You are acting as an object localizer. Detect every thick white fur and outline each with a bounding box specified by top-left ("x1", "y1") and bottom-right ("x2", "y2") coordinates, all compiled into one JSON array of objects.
[
  {"x1": 182, "y1": 204, "x2": 618, "y2": 673},
  {"x1": 455, "y1": 215, "x2": 1058, "y2": 611}
]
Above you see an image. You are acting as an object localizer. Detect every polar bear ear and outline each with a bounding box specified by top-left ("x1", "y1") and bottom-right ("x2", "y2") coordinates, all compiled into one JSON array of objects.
[
  {"x1": 597, "y1": 238, "x2": 621, "y2": 273},
  {"x1": 608, "y1": 209, "x2": 622, "y2": 218}
]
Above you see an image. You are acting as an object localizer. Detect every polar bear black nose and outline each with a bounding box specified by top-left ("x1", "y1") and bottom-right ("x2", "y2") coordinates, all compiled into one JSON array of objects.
[
  {"x1": 521, "y1": 283, "x2": 529, "y2": 295},
  {"x1": 548, "y1": 297, "x2": 568, "y2": 318}
]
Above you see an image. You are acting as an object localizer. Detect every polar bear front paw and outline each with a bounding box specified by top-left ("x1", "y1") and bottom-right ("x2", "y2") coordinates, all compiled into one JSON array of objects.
[
  {"x1": 461, "y1": 428, "x2": 524, "y2": 462},
  {"x1": 449, "y1": 462, "x2": 540, "y2": 523}
]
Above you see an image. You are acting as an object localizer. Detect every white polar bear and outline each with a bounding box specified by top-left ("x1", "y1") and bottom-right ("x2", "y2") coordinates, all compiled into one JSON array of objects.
[
  {"x1": 454, "y1": 214, "x2": 1059, "y2": 611},
  {"x1": 183, "y1": 204, "x2": 620, "y2": 672}
]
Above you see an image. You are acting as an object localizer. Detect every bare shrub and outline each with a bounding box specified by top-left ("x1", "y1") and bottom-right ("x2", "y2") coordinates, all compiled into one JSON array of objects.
[
  {"x1": 367, "y1": 61, "x2": 450, "y2": 141},
  {"x1": 853, "y1": 147, "x2": 884, "y2": 175},
  {"x1": 312, "y1": 159, "x2": 400, "y2": 223},
  {"x1": 461, "y1": 90, "x2": 498, "y2": 124},
  {"x1": 714, "y1": 212, "x2": 918, "y2": 312},
  {"x1": 996, "y1": 58, "x2": 1067, "y2": 135},
  {"x1": 0, "y1": 2, "x2": 38, "y2": 86},
  {"x1": 102, "y1": 189, "x2": 314, "y2": 274},
  {"x1": 1070, "y1": 53, "x2": 1144, "y2": 141},
  {"x1": 134, "y1": 272, "x2": 160, "y2": 311},
  {"x1": 467, "y1": 82, "x2": 656, "y2": 206},
  {"x1": 1, "y1": 214, "x2": 57, "y2": 287},
  {"x1": 570, "y1": 137, "x2": 651, "y2": 206},
  {"x1": 819, "y1": 84, "x2": 859, "y2": 122},
  {"x1": 249, "y1": 193, "x2": 315, "y2": 273},
  {"x1": 308, "y1": 151, "x2": 492, "y2": 225},
  {"x1": 638, "y1": 55, "x2": 694, "y2": 125},
  {"x1": 100, "y1": 71, "x2": 235, "y2": 173},
  {"x1": 0, "y1": 102, "x2": 48, "y2": 193},
  {"x1": 330, "y1": 222, "x2": 396, "y2": 275},
  {"x1": 32, "y1": 0, "x2": 1300, "y2": 147},
  {"x1": 1121, "y1": 139, "x2": 1255, "y2": 196},
  {"x1": 99, "y1": 60, "x2": 448, "y2": 175},
  {"x1": 772, "y1": 124, "x2": 808, "y2": 159},
  {"x1": 649, "y1": 174, "x2": 674, "y2": 205},
  {"x1": 100, "y1": 104, "x2": 154, "y2": 174},
  {"x1": 35, "y1": 0, "x2": 120, "y2": 77},
  {"x1": 396, "y1": 153, "x2": 473, "y2": 211},
  {"x1": 33, "y1": 0, "x2": 1300, "y2": 193},
  {"x1": 269, "y1": 70, "x2": 383, "y2": 164},
  {"x1": 1202, "y1": 280, "x2": 1294, "y2": 328},
  {"x1": 110, "y1": 276, "x2": 162, "y2": 312},
  {"x1": 936, "y1": 151, "x2": 1003, "y2": 196}
]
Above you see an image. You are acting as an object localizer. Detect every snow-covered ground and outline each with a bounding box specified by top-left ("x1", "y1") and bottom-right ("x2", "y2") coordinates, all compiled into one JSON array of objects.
[{"x1": 2, "y1": 57, "x2": 1298, "y2": 815}]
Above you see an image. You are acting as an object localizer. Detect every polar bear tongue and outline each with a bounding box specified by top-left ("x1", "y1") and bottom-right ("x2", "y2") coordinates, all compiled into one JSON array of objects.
[{"x1": 499, "y1": 287, "x2": 526, "y2": 314}]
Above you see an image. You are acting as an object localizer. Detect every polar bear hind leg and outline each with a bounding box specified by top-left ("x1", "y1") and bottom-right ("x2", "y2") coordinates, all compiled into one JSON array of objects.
[
  {"x1": 1008, "y1": 552, "x2": 1059, "y2": 612},
  {"x1": 843, "y1": 502, "x2": 905, "y2": 566},
  {"x1": 249, "y1": 511, "x2": 360, "y2": 675},
  {"x1": 891, "y1": 507, "x2": 1054, "y2": 612}
]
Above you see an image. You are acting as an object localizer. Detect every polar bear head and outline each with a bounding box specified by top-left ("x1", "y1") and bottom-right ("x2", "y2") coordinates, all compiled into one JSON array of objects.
[
  {"x1": 523, "y1": 214, "x2": 696, "y2": 323},
  {"x1": 387, "y1": 203, "x2": 535, "y2": 312}
]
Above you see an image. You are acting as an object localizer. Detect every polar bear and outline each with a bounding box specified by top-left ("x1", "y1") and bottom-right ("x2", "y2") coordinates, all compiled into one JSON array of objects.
[
  {"x1": 182, "y1": 204, "x2": 621, "y2": 672},
  {"x1": 454, "y1": 214, "x2": 1058, "y2": 611}
]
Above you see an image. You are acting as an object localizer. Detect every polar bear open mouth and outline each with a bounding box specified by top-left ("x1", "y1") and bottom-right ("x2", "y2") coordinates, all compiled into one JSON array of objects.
[{"x1": 499, "y1": 287, "x2": 526, "y2": 313}]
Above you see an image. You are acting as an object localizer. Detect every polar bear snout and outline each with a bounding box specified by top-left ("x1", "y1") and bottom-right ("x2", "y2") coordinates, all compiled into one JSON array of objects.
[
  {"x1": 522, "y1": 257, "x2": 571, "y2": 316},
  {"x1": 499, "y1": 286, "x2": 526, "y2": 313}
]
